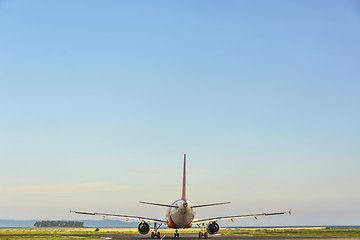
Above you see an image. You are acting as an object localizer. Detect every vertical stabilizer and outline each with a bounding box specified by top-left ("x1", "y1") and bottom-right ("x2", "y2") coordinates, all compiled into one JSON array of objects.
[{"x1": 182, "y1": 154, "x2": 186, "y2": 201}]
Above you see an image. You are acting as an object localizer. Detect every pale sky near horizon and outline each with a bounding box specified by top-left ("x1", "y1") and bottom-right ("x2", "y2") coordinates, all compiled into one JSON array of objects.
[{"x1": 0, "y1": 0, "x2": 359, "y2": 226}]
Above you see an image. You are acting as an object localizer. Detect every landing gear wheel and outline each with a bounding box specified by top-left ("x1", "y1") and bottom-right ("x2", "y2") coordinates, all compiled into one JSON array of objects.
[
  {"x1": 199, "y1": 232, "x2": 203, "y2": 239},
  {"x1": 174, "y1": 233, "x2": 179, "y2": 238},
  {"x1": 151, "y1": 232, "x2": 155, "y2": 239},
  {"x1": 204, "y1": 232, "x2": 209, "y2": 239},
  {"x1": 156, "y1": 232, "x2": 160, "y2": 239}
]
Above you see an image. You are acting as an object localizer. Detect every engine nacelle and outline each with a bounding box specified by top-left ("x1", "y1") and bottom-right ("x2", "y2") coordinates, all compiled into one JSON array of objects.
[
  {"x1": 137, "y1": 222, "x2": 150, "y2": 235},
  {"x1": 206, "y1": 221, "x2": 220, "y2": 235}
]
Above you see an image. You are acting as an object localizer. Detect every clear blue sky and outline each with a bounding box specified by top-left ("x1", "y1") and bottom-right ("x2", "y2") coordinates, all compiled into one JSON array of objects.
[{"x1": 0, "y1": 0, "x2": 359, "y2": 226}]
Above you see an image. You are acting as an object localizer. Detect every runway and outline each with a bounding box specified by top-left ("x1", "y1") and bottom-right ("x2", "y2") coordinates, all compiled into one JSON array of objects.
[
  {"x1": 42, "y1": 233, "x2": 360, "y2": 240},
  {"x1": 101, "y1": 235, "x2": 359, "y2": 239},
  {"x1": 2, "y1": 232, "x2": 359, "y2": 239}
]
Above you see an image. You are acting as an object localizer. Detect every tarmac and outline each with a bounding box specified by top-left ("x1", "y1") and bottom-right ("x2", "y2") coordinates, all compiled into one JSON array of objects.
[
  {"x1": 107, "y1": 234, "x2": 358, "y2": 239},
  {"x1": 48, "y1": 233, "x2": 360, "y2": 239},
  {"x1": 2, "y1": 233, "x2": 359, "y2": 240}
]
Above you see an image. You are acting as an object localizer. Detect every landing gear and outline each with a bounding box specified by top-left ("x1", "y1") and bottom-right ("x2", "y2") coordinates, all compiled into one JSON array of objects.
[
  {"x1": 174, "y1": 229, "x2": 179, "y2": 238},
  {"x1": 197, "y1": 223, "x2": 208, "y2": 239},
  {"x1": 198, "y1": 232, "x2": 208, "y2": 239},
  {"x1": 150, "y1": 231, "x2": 161, "y2": 239},
  {"x1": 150, "y1": 222, "x2": 162, "y2": 239}
]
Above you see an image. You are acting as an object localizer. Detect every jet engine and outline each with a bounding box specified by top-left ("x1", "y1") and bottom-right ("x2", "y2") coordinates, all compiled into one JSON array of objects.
[
  {"x1": 206, "y1": 221, "x2": 220, "y2": 235},
  {"x1": 137, "y1": 222, "x2": 150, "y2": 235}
]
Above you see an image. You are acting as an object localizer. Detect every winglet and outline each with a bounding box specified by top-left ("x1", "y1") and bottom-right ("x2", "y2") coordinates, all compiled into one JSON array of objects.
[
  {"x1": 182, "y1": 154, "x2": 186, "y2": 201},
  {"x1": 289, "y1": 209, "x2": 292, "y2": 215}
]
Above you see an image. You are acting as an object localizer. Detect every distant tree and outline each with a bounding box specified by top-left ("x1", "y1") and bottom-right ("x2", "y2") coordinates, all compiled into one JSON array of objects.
[{"x1": 34, "y1": 221, "x2": 84, "y2": 228}]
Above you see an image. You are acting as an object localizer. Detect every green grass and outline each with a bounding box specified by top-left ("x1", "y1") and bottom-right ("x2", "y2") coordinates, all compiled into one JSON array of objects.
[
  {"x1": 0, "y1": 228, "x2": 134, "y2": 240},
  {"x1": 222, "y1": 227, "x2": 360, "y2": 237},
  {"x1": 1, "y1": 227, "x2": 360, "y2": 239},
  {"x1": 0, "y1": 228, "x2": 138, "y2": 235}
]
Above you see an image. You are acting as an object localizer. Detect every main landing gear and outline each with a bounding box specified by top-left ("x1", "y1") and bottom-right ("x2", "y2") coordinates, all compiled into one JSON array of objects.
[
  {"x1": 199, "y1": 232, "x2": 209, "y2": 239},
  {"x1": 150, "y1": 231, "x2": 160, "y2": 239},
  {"x1": 198, "y1": 232, "x2": 208, "y2": 239},
  {"x1": 150, "y1": 223, "x2": 162, "y2": 239},
  {"x1": 197, "y1": 223, "x2": 208, "y2": 239}
]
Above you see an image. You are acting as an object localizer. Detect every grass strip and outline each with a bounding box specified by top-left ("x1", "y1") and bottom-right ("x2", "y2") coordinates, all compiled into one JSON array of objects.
[
  {"x1": 1, "y1": 227, "x2": 360, "y2": 238},
  {"x1": 222, "y1": 227, "x2": 360, "y2": 237}
]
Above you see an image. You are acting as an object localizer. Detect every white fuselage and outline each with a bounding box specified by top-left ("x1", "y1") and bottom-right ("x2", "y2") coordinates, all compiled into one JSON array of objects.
[{"x1": 166, "y1": 199, "x2": 196, "y2": 228}]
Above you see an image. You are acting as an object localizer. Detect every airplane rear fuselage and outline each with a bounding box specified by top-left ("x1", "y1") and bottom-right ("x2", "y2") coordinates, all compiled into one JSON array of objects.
[{"x1": 166, "y1": 199, "x2": 195, "y2": 228}]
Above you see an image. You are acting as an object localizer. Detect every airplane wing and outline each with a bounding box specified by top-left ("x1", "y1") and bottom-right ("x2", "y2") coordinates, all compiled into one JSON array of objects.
[
  {"x1": 71, "y1": 210, "x2": 167, "y2": 224},
  {"x1": 192, "y1": 209, "x2": 291, "y2": 224}
]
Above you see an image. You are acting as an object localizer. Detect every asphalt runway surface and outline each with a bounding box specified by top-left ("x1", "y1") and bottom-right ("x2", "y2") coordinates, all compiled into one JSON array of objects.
[
  {"x1": 2, "y1": 233, "x2": 359, "y2": 239},
  {"x1": 26, "y1": 233, "x2": 360, "y2": 239},
  {"x1": 96, "y1": 234, "x2": 359, "y2": 240},
  {"x1": 100, "y1": 235, "x2": 358, "y2": 240},
  {"x1": 90, "y1": 235, "x2": 359, "y2": 240}
]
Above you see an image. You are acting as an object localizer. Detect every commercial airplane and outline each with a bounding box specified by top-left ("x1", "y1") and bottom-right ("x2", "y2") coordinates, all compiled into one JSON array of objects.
[{"x1": 72, "y1": 154, "x2": 290, "y2": 239}]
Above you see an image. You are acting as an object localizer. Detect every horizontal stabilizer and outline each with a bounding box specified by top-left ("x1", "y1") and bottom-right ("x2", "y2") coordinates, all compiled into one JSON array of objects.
[
  {"x1": 192, "y1": 202, "x2": 231, "y2": 208},
  {"x1": 139, "y1": 201, "x2": 178, "y2": 208}
]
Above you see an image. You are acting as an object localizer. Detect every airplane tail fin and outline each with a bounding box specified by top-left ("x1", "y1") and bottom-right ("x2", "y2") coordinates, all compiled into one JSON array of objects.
[{"x1": 182, "y1": 154, "x2": 186, "y2": 201}]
